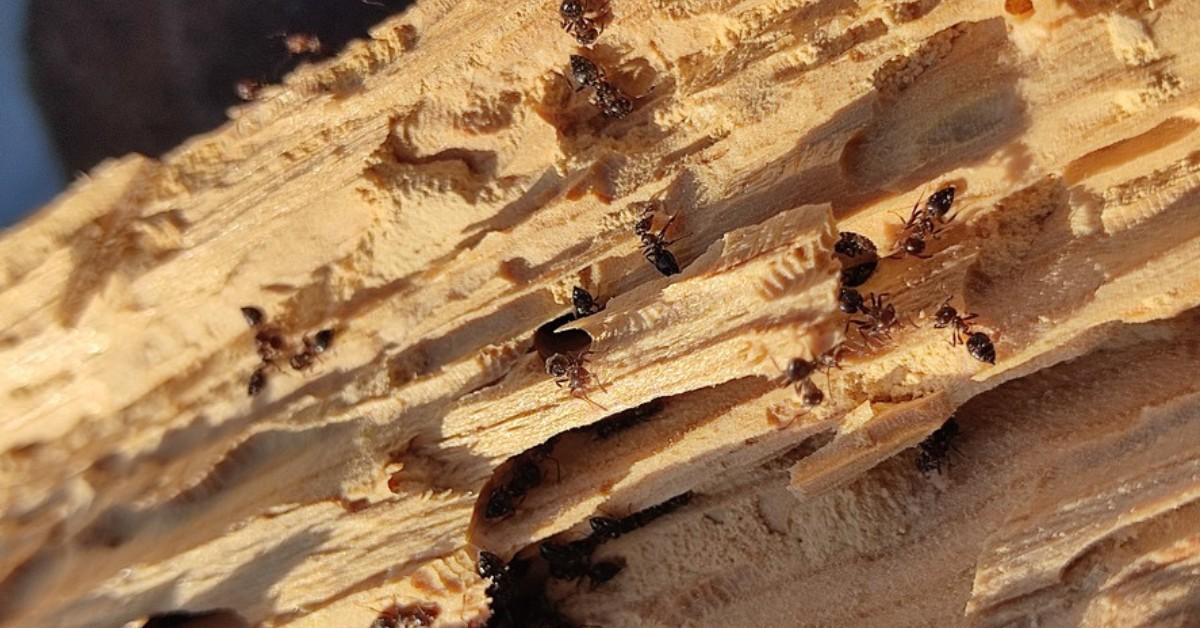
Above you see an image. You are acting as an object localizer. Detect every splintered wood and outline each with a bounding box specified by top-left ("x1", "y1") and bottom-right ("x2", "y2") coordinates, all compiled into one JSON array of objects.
[{"x1": 1, "y1": 1, "x2": 1199, "y2": 627}]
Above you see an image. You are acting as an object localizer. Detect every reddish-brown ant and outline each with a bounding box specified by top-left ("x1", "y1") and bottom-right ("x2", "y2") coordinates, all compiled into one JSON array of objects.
[
  {"x1": 546, "y1": 351, "x2": 606, "y2": 408},
  {"x1": 846, "y1": 292, "x2": 902, "y2": 347},
  {"x1": 369, "y1": 602, "x2": 439, "y2": 628}
]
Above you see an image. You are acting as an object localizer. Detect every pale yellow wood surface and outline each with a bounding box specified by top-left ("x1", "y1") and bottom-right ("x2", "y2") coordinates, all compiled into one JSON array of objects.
[{"x1": 1, "y1": 0, "x2": 1198, "y2": 626}]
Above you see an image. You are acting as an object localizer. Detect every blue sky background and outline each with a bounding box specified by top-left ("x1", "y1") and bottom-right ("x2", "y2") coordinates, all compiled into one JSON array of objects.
[{"x1": 0, "y1": 0, "x2": 67, "y2": 229}]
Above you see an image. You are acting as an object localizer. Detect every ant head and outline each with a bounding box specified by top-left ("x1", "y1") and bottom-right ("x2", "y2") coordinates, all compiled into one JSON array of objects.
[
  {"x1": 545, "y1": 353, "x2": 571, "y2": 377},
  {"x1": 903, "y1": 237, "x2": 925, "y2": 255},
  {"x1": 561, "y1": 0, "x2": 584, "y2": 17},
  {"x1": 933, "y1": 303, "x2": 957, "y2": 327}
]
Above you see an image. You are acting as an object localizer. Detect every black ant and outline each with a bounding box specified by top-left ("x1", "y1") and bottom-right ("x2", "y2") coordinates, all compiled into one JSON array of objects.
[
  {"x1": 846, "y1": 292, "x2": 901, "y2": 348},
  {"x1": 559, "y1": 0, "x2": 608, "y2": 45},
  {"x1": 591, "y1": 81, "x2": 633, "y2": 119},
  {"x1": 290, "y1": 328, "x2": 335, "y2": 371},
  {"x1": 932, "y1": 297, "x2": 995, "y2": 363},
  {"x1": 546, "y1": 351, "x2": 606, "y2": 408},
  {"x1": 776, "y1": 357, "x2": 825, "y2": 407},
  {"x1": 889, "y1": 185, "x2": 957, "y2": 259},
  {"x1": 839, "y1": 287, "x2": 865, "y2": 314},
  {"x1": 932, "y1": 297, "x2": 978, "y2": 346},
  {"x1": 633, "y1": 203, "x2": 681, "y2": 276},
  {"x1": 916, "y1": 417, "x2": 960, "y2": 474},
  {"x1": 568, "y1": 55, "x2": 604, "y2": 91},
  {"x1": 834, "y1": 231, "x2": 879, "y2": 288},
  {"x1": 572, "y1": 286, "x2": 603, "y2": 318},
  {"x1": 966, "y1": 331, "x2": 996, "y2": 364},
  {"x1": 925, "y1": 185, "x2": 956, "y2": 221}
]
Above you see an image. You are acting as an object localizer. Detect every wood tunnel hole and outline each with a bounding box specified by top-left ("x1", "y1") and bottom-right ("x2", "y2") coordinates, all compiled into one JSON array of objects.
[
  {"x1": 532, "y1": 312, "x2": 593, "y2": 361},
  {"x1": 142, "y1": 609, "x2": 249, "y2": 628}
]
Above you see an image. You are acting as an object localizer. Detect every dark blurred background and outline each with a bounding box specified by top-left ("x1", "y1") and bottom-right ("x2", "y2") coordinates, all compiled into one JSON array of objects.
[{"x1": 0, "y1": 0, "x2": 411, "y2": 228}]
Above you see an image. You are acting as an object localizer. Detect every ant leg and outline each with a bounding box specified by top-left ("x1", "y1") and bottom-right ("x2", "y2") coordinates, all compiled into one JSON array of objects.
[
  {"x1": 574, "y1": 389, "x2": 609, "y2": 411},
  {"x1": 960, "y1": 314, "x2": 978, "y2": 326}
]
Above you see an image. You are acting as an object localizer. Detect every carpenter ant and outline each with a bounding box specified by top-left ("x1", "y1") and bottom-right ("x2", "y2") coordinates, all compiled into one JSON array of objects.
[
  {"x1": 572, "y1": 286, "x2": 603, "y2": 318},
  {"x1": 834, "y1": 231, "x2": 879, "y2": 287},
  {"x1": 592, "y1": 81, "x2": 633, "y2": 119},
  {"x1": 925, "y1": 185, "x2": 957, "y2": 221},
  {"x1": 834, "y1": 231, "x2": 876, "y2": 259},
  {"x1": 776, "y1": 356, "x2": 826, "y2": 407},
  {"x1": 839, "y1": 287, "x2": 865, "y2": 314},
  {"x1": 633, "y1": 204, "x2": 681, "y2": 276},
  {"x1": 546, "y1": 351, "x2": 606, "y2": 408},
  {"x1": 916, "y1": 417, "x2": 960, "y2": 474},
  {"x1": 889, "y1": 186, "x2": 957, "y2": 259},
  {"x1": 290, "y1": 328, "x2": 335, "y2": 371},
  {"x1": 932, "y1": 297, "x2": 978, "y2": 346},
  {"x1": 846, "y1": 292, "x2": 901, "y2": 348},
  {"x1": 966, "y1": 331, "x2": 996, "y2": 364},
  {"x1": 560, "y1": 0, "x2": 607, "y2": 45},
  {"x1": 568, "y1": 55, "x2": 604, "y2": 91}
]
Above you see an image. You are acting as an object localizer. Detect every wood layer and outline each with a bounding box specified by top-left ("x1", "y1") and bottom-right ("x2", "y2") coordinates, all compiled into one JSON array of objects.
[{"x1": 1, "y1": 0, "x2": 1199, "y2": 626}]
